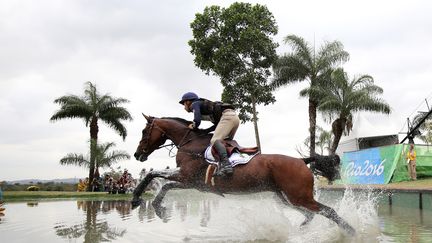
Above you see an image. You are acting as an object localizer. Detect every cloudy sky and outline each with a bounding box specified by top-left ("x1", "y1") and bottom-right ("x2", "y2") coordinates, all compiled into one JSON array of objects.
[{"x1": 1, "y1": 0, "x2": 431, "y2": 181}]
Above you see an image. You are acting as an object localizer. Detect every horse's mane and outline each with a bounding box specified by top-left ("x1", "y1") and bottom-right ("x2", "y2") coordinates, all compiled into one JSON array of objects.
[
  {"x1": 161, "y1": 117, "x2": 211, "y2": 136},
  {"x1": 161, "y1": 117, "x2": 192, "y2": 127}
]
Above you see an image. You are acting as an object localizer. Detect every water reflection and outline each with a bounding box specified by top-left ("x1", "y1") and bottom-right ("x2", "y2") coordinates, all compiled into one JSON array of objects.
[
  {"x1": 53, "y1": 196, "x2": 218, "y2": 242},
  {"x1": 55, "y1": 200, "x2": 127, "y2": 243},
  {"x1": 135, "y1": 196, "x2": 215, "y2": 225},
  {"x1": 0, "y1": 190, "x2": 423, "y2": 242},
  {"x1": 379, "y1": 204, "x2": 432, "y2": 243},
  {"x1": 137, "y1": 199, "x2": 156, "y2": 222}
]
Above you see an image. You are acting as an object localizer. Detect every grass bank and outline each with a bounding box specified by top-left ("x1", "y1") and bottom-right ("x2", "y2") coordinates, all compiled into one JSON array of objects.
[{"x1": 2, "y1": 191, "x2": 153, "y2": 202}]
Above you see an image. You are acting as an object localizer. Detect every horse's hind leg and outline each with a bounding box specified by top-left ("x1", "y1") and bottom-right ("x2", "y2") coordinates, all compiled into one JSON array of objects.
[
  {"x1": 305, "y1": 201, "x2": 356, "y2": 236},
  {"x1": 299, "y1": 209, "x2": 314, "y2": 227},
  {"x1": 275, "y1": 191, "x2": 315, "y2": 227}
]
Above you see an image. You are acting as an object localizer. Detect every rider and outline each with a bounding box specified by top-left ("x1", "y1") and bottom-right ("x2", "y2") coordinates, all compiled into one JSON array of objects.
[{"x1": 179, "y1": 92, "x2": 240, "y2": 177}]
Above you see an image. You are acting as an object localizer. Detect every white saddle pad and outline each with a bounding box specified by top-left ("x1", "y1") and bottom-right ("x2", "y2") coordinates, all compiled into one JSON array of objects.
[{"x1": 204, "y1": 146, "x2": 258, "y2": 167}]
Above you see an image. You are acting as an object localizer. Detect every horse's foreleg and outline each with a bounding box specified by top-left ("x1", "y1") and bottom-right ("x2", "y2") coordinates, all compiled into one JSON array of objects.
[
  {"x1": 152, "y1": 181, "x2": 187, "y2": 219},
  {"x1": 131, "y1": 168, "x2": 180, "y2": 208}
]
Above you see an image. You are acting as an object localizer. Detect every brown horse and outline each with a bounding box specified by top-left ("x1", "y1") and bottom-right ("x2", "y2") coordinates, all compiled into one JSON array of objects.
[{"x1": 132, "y1": 115, "x2": 355, "y2": 235}]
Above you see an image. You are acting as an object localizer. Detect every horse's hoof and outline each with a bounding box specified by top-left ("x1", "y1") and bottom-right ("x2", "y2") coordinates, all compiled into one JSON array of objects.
[
  {"x1": 131, "y1": 198, "x2": 143, "y2": 209},
  {"x1": 344, "y1": 225, "x2": 356, "y2": 236},
  {"x1": 155, "y1": 206, "x2": 168, "y2": 220},
  {"x1": 300, "y1": 220, "x2": 311, "y2": 227}
]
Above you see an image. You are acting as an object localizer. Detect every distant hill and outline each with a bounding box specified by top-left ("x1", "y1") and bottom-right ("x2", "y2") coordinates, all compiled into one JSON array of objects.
[{"x1": 5, "y1": 178, "x2": 80, "y2": 185}]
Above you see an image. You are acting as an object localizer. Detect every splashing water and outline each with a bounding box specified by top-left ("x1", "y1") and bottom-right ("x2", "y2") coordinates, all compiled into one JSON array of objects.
[{"x1": 173, "y1": 186, "x2": 382, "y2": 243}]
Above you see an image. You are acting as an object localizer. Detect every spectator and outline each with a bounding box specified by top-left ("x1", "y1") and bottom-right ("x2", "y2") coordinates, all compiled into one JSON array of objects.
[
  {"x1": 84, "y1": 177, "x2": 89, "y2": 190},
  {"x1": 92, "y1": 170, "x2": 103, "y2": 192},
  {"x1": 77, "y1": 179, "x2": 86, "y2": 192},
  {"x1": 103, "y1": 175, "x2": 111, "y2": 192},
  {"x1": 406, "y1": 143, "x2": 417, "y2": 180}
]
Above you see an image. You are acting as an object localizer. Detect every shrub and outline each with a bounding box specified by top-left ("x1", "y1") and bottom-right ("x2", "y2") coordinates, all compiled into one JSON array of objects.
[{"x1": 27, "y1": 185, "x2": 40, "y2": 191}]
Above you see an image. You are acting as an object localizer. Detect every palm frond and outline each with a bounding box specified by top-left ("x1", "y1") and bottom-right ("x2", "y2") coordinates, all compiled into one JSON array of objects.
[
  {"x1": 60, "y1": 153, "x2": 89, "y2": 167},
  {"x1": 99, "y1": 151, "x2": 130, "y2": 168},
  {"x1": 101, "y1": 118, "x2": 128, "y2": 140},
  {"x1": 51, "y1": 94, "x2": 93, "y2": 122},
  {"x1": 316, "y1": 40, "x2": 349, "y2": 70},
  {"x1": 99, "y1": 106, "x2": 133, "y2": 121},
  {"x1": 271, "y1": 54, "x2": 310, "y2": 88},
  {"x1": 284, "y1": 35, "x2": 313, "y2": 66}
]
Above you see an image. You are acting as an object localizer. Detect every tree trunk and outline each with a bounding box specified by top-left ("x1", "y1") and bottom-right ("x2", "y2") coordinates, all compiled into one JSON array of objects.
[
  {"x1": 88, "y1": 117, "x2": 98, "y2": 192},
  {"x1": 251, "y1": 97, "x2": 261, "y2": 152},
  {"x1": 308, "y1": 98, "x2": 317, "y2": 156},
  {"x1": 330, "y1": 118, "x2": 345, "y2": 154}
]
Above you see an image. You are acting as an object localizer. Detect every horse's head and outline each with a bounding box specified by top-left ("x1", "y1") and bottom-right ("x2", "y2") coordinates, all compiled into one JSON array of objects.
[{"x1": 134, "y1": 114, "x2": 168, "y2": 162}]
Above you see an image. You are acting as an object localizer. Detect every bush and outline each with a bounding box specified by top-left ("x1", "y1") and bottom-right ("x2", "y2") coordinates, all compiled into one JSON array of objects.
[{"x1": 27, "y1": 185, "x2": 40, "y2": 191}]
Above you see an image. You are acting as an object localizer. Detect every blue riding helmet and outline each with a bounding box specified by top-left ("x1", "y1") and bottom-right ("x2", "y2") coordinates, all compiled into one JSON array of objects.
[{"x1": 179, "y1": 92, "x2": 199, "y2": 104}]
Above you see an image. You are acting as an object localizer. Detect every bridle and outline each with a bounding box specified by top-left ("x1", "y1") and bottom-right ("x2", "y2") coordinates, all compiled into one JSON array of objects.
[{"x1": 139, "y1": 118, "x2": 194, "y2": 155}]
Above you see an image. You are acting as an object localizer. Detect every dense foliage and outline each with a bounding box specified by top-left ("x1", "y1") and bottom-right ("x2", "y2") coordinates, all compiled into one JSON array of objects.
[{"x1": 189, "y1": 2, "x2": 279, "y2": 149}]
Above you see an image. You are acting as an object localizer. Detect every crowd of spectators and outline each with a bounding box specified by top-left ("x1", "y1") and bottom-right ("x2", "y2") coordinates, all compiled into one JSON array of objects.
[
  {"x1": 104, "y1": 169, "x2": 136, "y2": 194},
  {"x1": 77, "y1": 169, "x2": 136, "y2": 194}
]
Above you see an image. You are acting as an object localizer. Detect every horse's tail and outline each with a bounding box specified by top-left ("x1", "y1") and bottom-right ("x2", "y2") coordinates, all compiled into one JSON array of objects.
[{"x1": 303, "y1": 154, "x2": 341, "y2": 182}]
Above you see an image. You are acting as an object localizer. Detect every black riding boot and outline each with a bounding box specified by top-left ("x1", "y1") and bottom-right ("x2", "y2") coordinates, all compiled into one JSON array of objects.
[{"x1": 213, "y1": 140, "x2": 234, "y2": 177}]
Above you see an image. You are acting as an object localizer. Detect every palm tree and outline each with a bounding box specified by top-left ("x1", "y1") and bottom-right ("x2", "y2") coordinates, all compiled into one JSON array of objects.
[
  {"x1": 297, "y1": 126, "x2": 333, "y2": 156},
  {"x1": 272, "y1": 35, "x2": 349, "y2": 156},
  {"x1": 313, "y1": 68, "x2": 391, "y2": 154},
  {"x1": 60, "y1": 141, "x2": 130, "y2": 175},
  {"x1": 51, "y1": 82, "x2": 132, "y2": 189},
  {"x1": 316, "y1": 126, "x2": 333, "y2": 154}
]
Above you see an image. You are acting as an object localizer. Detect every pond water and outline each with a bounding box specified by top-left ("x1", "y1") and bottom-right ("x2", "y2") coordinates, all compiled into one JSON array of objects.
[{"x1": 0, "y1": 189, "x2": 431, "y2": 243}]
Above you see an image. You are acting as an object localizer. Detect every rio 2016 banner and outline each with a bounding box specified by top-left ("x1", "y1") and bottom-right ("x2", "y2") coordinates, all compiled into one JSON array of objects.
[{"x1": 340, "y1": 145, "x2": 403, "y2": 184}]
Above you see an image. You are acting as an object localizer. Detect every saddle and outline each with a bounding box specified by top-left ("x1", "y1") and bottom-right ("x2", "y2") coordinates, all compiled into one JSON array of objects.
[{"x1": 211, "y1": 140, "x2": 259, "y2": 161}]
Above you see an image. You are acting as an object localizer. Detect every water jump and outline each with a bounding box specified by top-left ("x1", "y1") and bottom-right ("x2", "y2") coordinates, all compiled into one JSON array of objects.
[{"x1": 131, "y1": 115, "x2": 355, "y2": 235}]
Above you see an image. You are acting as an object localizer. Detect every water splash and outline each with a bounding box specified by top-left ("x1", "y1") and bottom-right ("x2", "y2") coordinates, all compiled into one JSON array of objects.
[{"x1": 178, "y1": 187, "x2": 382, "y2": 242}]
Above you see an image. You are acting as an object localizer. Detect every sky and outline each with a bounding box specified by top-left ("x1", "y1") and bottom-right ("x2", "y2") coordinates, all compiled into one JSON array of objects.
[{"x1": 1, "y1": 0, "x2": 432, "y2": 181}]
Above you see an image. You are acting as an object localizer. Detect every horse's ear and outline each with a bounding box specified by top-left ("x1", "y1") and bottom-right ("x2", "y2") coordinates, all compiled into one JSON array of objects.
[{"x1": 142, "y1": 113, "x2": 151, "y2": 122}]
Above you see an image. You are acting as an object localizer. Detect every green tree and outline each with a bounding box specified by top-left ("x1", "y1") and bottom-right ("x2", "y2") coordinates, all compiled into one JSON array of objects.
[
  {"x1": 189, "y1": 2, "x2": 279, "y2": 150},
  {"x1": 272, "y1": 35, "x2": 349, "y2": 155},
  {"x1": 313, "y1": 68, "x2": 391, "y2": 154},
  {"x1": 60, "y1": 142, "x2": 130, "y2": 175},
  {"x1": 51, "y1": 82, "x2": 132, "y2": 190}
]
